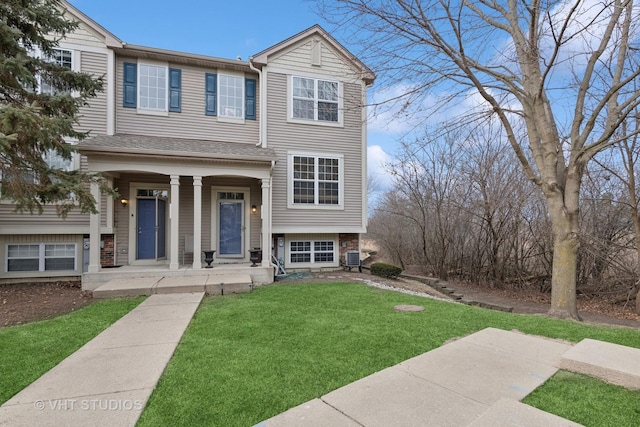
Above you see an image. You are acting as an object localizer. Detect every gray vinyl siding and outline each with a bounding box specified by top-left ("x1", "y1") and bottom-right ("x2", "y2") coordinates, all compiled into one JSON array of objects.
[
  {"x1": 62, "y1": 20, "x2": 108, "y2": 49},
  {"x1": 0, "y1": 203, "x2": 90, "y2": 233},
  {"x1": 113, "y1": 174, "x2": 262, "y2": 266},
  {"x1": 115, "y1": 57, "x2": 259, "y2": 143},
  {"x1": 267, "y1": 72, "x2": 365, "y2": 231},
  {"x1": 270, "y1": 39, "x2": 358, "y2": 79},
  {"x1": 76, "y1": 51, "x2": 108, "y2": 136}
]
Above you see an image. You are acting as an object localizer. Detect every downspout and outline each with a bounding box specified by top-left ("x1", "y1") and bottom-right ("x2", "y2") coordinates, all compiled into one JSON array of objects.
[{"x1": 248, "y1": 57, "x2": 265, "y2": 147}]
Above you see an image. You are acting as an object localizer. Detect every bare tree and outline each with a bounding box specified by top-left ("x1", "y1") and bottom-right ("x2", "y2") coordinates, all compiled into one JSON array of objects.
[
  {"x1": 592, "y1": 109, "x2": 640, "y2": 312},
  {"x1": 318, "y1": 0, "x2": 640, "y2": 319},
  {"x1": 459, "y1": 124, "x2": 534, "y2": 284}
]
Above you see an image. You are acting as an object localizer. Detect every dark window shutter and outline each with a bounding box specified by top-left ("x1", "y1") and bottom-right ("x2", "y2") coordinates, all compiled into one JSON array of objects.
[
  {"x1": 123, "y1": 62, "x2": 137, "y2": 108},
  {"x1": 205, "y1": 73, "x2": 217, "y2": 116},
  {"x1": 245, "y1": 78, "x2": 256, "y2": 120},
  {"x1": 169, "y1": 68, "x2": 181, "y2": 112}
]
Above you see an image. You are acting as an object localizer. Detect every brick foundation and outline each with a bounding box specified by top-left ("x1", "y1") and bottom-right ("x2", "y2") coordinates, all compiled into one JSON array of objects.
[
  {"x1": 100, "y1": 234, "x2": 115, "y2": 267},
  {"x1": 338, "y1": 233, "x2": 360, "y2": 263}
]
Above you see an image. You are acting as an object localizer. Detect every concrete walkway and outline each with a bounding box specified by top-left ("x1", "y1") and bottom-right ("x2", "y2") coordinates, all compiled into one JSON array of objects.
[
  {"x1": 0, "y1": 292, "x2": 204, "y2": 427},
  {"x1": 258, "y1": 327, "x2": 640, "y2": 427}
]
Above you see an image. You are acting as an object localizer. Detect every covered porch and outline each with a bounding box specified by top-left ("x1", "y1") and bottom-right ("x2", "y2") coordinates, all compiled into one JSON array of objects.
[{"x1": 78, "y1": 135, "x2": 278, "y2": 290}]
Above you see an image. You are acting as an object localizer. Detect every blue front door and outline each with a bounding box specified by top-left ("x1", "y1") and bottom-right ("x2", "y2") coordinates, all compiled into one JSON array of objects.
[{"x1": 137, "y1": 198, "x2": 166, "y2": 259}]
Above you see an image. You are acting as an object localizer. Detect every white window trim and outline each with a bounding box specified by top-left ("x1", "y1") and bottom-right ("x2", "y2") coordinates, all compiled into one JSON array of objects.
[
  {"x1": 288, "y1": 239, "x2": 337, "y2": 265},
  {"x1": 287, "y1": 151, "x2": 344, "y2": 210},
  {"x1": 33, "y1": 47, "x2": 79, "y2": 95},
  {"x1": 5, "y1": 243, "x2": 77, "y2": 272},
  {"x1": 137, "y1": 60, "x2": 169, "y2": 116},
  {"x1": 287, "y1": 74, "x2": 343, "y2": 127},
  {"x1": 217, "y1": 71, "x2": 245, "y2": 122}
]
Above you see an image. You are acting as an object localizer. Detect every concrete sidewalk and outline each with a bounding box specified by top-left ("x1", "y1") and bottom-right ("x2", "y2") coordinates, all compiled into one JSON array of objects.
[
  {"x1": 258, "y1": 328, "x2": 640, "y2": 427},
  {"x1": 0, "y1": 292, "x2": 204, "y2": 427}
]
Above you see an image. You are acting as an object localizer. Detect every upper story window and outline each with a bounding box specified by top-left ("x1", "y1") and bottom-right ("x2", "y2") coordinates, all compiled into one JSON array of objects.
[
  {"x1": 39, "y1": 48, "x2": 74, "y2": 94},
  {"x1": 289, "y1": 152, "x2": 343, "y2": 208},
  {"x1": 218, "y1": 75, "x2": 244, "y2": 118},
  {"x1": 291, "y1": 76, "x2": 340, "y2": 123},
  {"x1": 123, "y1": 62, "x2": 181, "y2": 114},
  {"x1": 138, "y1": 64, "x2": 167, "y2": 111},
  {"x1": 205, "y1": 73, "x2": 256, "y2": 120}
]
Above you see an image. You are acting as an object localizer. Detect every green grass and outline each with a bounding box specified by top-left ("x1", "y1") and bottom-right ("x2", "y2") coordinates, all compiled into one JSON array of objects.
[
  {"x1": 524, "y1": 371, "x2": 640, "y2": 427},
  {"x1": 0, "y1": 297, "x2": 144, "y2": 404},
  {"x1": 137, "y1": 282, "x2": 640, "y2": 426}
]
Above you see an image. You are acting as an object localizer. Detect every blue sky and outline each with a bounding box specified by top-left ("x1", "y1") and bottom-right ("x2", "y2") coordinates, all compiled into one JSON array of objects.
[{"x1": 68, "y1": 0, "x2": 397, "y2": 185}]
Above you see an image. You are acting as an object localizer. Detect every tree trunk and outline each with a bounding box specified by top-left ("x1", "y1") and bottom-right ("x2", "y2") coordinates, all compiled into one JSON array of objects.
[
  {"x1": 548, "y1": 236, "x2": 581, "y2": 319},
  {"x1": 546, "y1": 193, "x2": 582, "y2": 320}
]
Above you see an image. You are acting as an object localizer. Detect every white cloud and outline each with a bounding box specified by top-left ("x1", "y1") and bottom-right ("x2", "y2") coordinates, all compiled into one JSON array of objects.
[
  {"x1": 367, "y1": 145, "x2": 394, "y2": 190},
  {"x1": 367, "y1": 83, "x2": 440, "y2": 135}
]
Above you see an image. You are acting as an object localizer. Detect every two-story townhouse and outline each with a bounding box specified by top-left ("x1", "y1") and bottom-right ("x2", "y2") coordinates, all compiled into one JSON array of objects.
[{"x1": 0, "y1": 1, "x2": 374, "y2": 289}]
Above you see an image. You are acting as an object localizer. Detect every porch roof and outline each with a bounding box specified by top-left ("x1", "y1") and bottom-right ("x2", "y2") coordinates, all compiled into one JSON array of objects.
[{"x1": 78, "y1": 134, "x2": 278, "y2": 163}]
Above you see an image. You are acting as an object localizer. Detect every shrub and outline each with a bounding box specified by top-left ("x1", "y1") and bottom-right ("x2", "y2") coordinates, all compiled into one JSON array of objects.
[{"x1": 370, "y1": 262, "x2": 402, "y2": 279}]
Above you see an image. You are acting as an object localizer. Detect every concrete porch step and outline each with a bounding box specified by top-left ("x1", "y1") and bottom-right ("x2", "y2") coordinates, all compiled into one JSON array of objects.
[
  {"x1": 559, "y1": 338, "x2": 640, "y2": 390},
  {"x1": 93, "y1": 274, "x2": 253, "y2": 299}
]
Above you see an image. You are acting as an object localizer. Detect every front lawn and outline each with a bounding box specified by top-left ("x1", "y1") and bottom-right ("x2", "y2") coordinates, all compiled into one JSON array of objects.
[
  {"x1": 137, "y1": 282, "x2": 640, "y2": 426},
  {"x1": 0, "y1": 297, "x2": 144, "y2": 403},
  {"x1": 524, "y1": 371, "x2": 640, "y2": 427}
]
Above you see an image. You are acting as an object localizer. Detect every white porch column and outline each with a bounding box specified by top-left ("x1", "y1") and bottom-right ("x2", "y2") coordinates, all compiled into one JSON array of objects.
[
  {"x1": 261, "y1": 178, "x2": 272, "y2": 266},
  {"x1": 88, "y1": 181, "x2": 101, "y2": 273},
  {"x1": 170, "y1": 175, "x2": 180, "y2": 270},
  {"x1": 192, "y1": 176, "x2": 202, "y2": 269}
]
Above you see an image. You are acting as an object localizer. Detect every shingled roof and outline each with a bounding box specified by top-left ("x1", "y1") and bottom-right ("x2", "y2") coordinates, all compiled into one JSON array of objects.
[{"x1": 78, "y1": 134, "x2": 278, "y2": 163}]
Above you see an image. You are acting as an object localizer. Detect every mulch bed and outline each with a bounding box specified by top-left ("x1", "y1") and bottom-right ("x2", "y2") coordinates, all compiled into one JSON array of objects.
[{"x1": 0, "y1": 281, "x2": 93, "y2": 327}]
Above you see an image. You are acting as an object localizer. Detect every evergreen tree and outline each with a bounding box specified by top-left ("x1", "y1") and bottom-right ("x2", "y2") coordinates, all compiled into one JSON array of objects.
[{"x1": 0, "y1": 0, "x2": 106, "y2": 217}]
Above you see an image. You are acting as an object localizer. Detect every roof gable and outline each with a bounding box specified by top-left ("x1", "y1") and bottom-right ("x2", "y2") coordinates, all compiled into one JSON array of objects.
[
  {"x1": 60, "y1": 0, "x2": 122, "y2": 48},
  {"x1": 251, "y1": 25, "x2": 374, "y2": 84}
]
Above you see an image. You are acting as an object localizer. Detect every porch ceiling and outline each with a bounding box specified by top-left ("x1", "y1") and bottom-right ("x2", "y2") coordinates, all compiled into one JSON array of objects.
[{"x1": 78, "y1": 134, "x2": 277, "y2": 163}]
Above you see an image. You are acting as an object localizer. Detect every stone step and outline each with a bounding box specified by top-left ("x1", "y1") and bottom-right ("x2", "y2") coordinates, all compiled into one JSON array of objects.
[
  {"x1": 462, "y1": 300, "x2": 514, "y2": 313},
  {"x1": 559, "y1": 339, "x2": 640, "y2": 390}
]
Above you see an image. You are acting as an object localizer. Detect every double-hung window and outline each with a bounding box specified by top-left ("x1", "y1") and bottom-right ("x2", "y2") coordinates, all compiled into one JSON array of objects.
[
  {"x1": 204, "y1": 73, "x2": 256, "y2": 120},
  {"x1": 290, "y1": 240, "x2": 335, "y2": 264},
  {"x1": 138, "y1": 64, "x2": 167, "y2": 111},
  {"x1": 290, "y1": 153, "x2": 342, "y2": 207},
  {"x1": 291, "y1": 76, "x2": 340, "y2": 123},
  {"x1": 123, "y1": 62, "x2": 181, "y2": 113},
  {"x1": 40, "y1": 48, "x2": 73, "y2": 94},
  {"x1": 6, "y1": 243, "x2": 76, "y2": 272},
  {"x1": 218, "y1": 74, "x2": 244, "y2": 118}
]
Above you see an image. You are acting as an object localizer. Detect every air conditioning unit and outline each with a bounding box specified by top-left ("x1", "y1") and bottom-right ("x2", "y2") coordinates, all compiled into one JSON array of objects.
[{"x1": 345, "y1": 250, "x2": 361, "y2": 272}]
